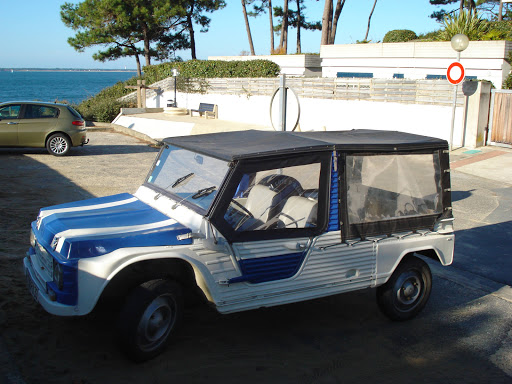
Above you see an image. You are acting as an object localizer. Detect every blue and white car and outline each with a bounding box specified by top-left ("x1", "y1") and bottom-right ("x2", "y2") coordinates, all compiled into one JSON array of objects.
[{"x1": 24, "y1": 129, "x2": 455, "y2": 361}]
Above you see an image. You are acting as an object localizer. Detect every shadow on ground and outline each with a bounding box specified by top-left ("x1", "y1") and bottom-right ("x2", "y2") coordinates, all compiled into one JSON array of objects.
[{"x1": 0, "y1": 136, "x2": 510, "y2": 384}]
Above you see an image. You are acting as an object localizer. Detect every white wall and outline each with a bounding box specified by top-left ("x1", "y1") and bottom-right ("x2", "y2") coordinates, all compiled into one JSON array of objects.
[
  {"x1": 146, "y1": 89, "x2": 465, "y2": 146},
  {"x1": 321, "y1": 41, "x2": 512, "y2": 89}
]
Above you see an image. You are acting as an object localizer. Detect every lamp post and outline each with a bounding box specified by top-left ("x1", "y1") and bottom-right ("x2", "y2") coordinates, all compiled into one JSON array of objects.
[
  {"x1": 172, "y1": 68, "x2": 179, "y2": 107},
  {"x1": 449, "y1": 33, "x2": 469, "y2": 150}
]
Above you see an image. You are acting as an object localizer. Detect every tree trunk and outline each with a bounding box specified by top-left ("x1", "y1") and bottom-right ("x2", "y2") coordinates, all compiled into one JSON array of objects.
[
  {"x1": 269, "y1": 0, "x2": 274, "y2": 53},
  {"x1": 279, "y1": 0, "x2": 289, "y2": 53},
  {"x1": 364, "y1": 0, "x2": 378, "y2": 42},
  {"x1": 296, "y1": 0, "x2": 301, "y2": 53},
  {"x1": 134, "y1": 54, "x2": 142, "y2": 78},
  {"x1": 142, "y1": 23, "x2": 151, "y2": 66},
  {"x1": 329, "y1": 0, "x2": 346, "y2": 45},
  {"x1": 460, "y1": 0, "x2": 463, "y2": 14},
  {"x1": 187, "y1": 13, "x2": 197, "y2": 59},
  {"x1": 499, "y1": 0, "x2": 503, "y2": 22},
  {"x1": 241, "y1": 0, "x2": 256, "y2": 55},
  {"x1": 321, "y1": 0, "x2": 332, "y2": 46}
]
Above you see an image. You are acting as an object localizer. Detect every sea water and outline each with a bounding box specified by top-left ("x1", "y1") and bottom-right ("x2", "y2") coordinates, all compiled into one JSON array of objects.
[{"x1": 0, "y1": 71, "x2": 137, "y2": 105}]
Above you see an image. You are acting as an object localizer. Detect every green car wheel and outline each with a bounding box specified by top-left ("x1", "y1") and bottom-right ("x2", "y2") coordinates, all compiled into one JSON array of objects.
[{"x1": 46, "y1": 133, "x2": 71, "y2": 156}]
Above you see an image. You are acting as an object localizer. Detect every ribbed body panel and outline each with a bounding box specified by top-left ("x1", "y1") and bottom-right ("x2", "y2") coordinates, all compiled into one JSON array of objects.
[{"x1": 210, "y1": 232, "x2": 376, "y2": 313}]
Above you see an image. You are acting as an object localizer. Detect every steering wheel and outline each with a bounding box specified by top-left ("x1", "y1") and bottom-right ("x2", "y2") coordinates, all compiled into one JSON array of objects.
[{"x1": 229, "y1": 199, "x2": 253, "y2": 218}]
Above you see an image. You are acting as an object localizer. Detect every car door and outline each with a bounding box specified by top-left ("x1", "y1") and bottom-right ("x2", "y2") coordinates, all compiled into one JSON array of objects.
[
  {"x1": 17, "y1": 104, "x2": 59, "y2": 147},
  {"x1": 0, "y1": 104, "x2": 22, "y2": 146},
  {"x1": 213, "y1": 154, "x2": 332, "y2": 285}
]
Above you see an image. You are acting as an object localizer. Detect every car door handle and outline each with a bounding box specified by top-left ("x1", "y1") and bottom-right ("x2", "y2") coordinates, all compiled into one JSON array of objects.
[
  {"x1": 7, "y1": 122, "x2": 18, "y2": 125},
  {"x1": 285, "y1": 242, "x2": 308, "y2": 251}
]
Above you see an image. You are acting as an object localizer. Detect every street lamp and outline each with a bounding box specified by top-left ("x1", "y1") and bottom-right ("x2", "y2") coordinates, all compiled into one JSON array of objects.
[
  {"x1": 451, "y1": 34, "x2": 470, "y2": 60},
  {"x1": 449, "y1": 33, "x2": 469, "y2": 150},
  {"x1": 172, "y1": 68, "x2": 179, "y2": 108}
]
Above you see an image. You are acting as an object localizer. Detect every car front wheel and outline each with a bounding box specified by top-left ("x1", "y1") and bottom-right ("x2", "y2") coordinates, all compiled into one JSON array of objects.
[
  {"x1": 376, "y1": 255, "x2": 432, "y2": 321},
  {"x1": 118, "y1": 279, "x2": 183, "y2": 362},
  {"x1": 46, "y1": 133, "x2": 71, "y2": 156}
]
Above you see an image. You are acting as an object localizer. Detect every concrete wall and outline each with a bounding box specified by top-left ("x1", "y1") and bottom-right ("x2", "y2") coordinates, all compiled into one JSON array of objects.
[
  {"x1": 321, "y1": 41, "x2": 512, "y2": 89},
  {"x1": 145, "y1": 88, "x2": 466, "y2": 146}
]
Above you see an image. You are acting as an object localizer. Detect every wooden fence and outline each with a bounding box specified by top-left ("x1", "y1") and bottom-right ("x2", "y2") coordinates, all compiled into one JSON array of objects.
[
  {"x1": 489, "y1": 90, "x2": 512, "y2": 146},
  {"x1": 122, "y1": 77, "x2": 465, "y2": 107}
]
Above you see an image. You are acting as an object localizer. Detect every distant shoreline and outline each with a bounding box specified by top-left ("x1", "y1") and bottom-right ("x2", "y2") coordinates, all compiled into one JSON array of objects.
[{"x1": 1, "y1": 68, "x2": 137, "y2": 73}]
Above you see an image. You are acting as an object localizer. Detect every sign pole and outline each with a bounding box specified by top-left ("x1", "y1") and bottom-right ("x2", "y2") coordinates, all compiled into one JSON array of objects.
[
  {"x1": 279, "y1": 74, "x2": 287, "y2": 131},
  {"x1": 449, "y1": 52, "x2": 461, "y2": 151}
]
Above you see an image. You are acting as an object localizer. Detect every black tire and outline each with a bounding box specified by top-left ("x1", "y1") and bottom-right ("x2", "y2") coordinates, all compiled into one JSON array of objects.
[
  {"x1": 46, "y1": 133, "x2": 71, "y2": 156},
  {"x1": 118, "y1": 279, "x2": 183, "y2": 362},
  {"x1": 376, "y1": 256, "x2": 432, "y2": 321}
]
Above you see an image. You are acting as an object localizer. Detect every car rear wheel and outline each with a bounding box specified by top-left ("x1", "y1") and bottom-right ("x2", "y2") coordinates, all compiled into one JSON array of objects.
[
  {"x1": 118, "y1": 279, "x2": 183, "y2": 362},
  {"x1": 376, "y1": 255, "x2": 432, "y2": 321},
  {"x1": 46, "y1": 133, "x2": 71, "y2": 156}
]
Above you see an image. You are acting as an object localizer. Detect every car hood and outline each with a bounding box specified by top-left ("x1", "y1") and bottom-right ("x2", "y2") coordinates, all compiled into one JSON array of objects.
[{"x1": 33, "y1": 193, "x2": 192, "y2": 260}]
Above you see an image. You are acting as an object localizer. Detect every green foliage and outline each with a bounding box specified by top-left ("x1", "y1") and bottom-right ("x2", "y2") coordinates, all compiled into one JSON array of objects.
[
  {"x1": 482, "y1": 20, "x2": 512, "y2": 40},
  {"x1": 417, "y1": 30, "x2": 442, "y2": 41},
  {"x1": 143, "y1": 60, "x2": 280, "y2": 80},
  {"x1": 61, "y1": 0, "x2": 191, "y2": 76},
  {"x1": 437, "y1": 10, "x2": 489, "y2": 40},
  {"x1": 74, "y1": 78, "x2": 138, "y2": 122},
  {"x1": 383, "y1": 29, "x2": 418, "y2": 43},
  {"x1": 77, "y1": 98, "x2": 132, "y2": 122},
  {"x1": 503, "y1": 71, "x2": 512, "y2": 89}
]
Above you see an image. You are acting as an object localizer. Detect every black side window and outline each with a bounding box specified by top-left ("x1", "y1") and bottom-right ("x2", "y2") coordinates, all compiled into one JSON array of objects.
[
  {"x1": 224, "y1": 163, "x2": 321, "y2": 232},
  {"x1": 24, "y1": 105, "x2": 59, "y2": 119},
  {"x1": 0, "y1": 105, "x2": 21, "y2": 119},
  {"x1": 346, "y1": 153, "x2": 442, "y2": 224}
]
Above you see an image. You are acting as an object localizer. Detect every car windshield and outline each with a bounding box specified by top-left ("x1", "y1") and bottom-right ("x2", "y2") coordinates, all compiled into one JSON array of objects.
[{"x1": 147, "y1": 145, "x2": 230, "y2": 212}]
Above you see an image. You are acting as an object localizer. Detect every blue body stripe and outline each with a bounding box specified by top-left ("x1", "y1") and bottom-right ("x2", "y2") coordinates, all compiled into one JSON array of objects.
[
  {"x1": 229, "y1": 252, "x2": 305, "y2": 284},
  {"x1": 328, "y1": 156, "x2": 340, "y2": 231},
  {"x1": 34, "y1": 193, "x2": 192, "y2": 260}
]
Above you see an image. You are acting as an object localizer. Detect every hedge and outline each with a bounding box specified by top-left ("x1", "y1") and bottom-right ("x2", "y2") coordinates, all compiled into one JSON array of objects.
[
  {"x1": 143, "y1": 59, "x2": 280, "y2": 80},
  {"x1": 383, "y1": 29, "x2": 418, "y2": 43}
]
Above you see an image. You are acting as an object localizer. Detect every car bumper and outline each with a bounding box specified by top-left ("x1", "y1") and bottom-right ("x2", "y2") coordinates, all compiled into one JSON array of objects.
[
  {"x1": 24, "y1": 255, "x2": 78, "y2": 316},
  {"x1": 69, "y1": 129, "x2": 87, "y2": 147}
]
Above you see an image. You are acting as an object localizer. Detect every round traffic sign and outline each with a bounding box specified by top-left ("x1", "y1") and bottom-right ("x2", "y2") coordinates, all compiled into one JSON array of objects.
[{"x1": 447, "y1": 62, "x2": 465, "y2": 85}]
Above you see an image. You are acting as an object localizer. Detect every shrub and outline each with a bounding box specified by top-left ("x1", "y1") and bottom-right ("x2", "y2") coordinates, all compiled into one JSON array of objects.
[
  {"x1": 383, "y1": 29, "x2": 418, "y2": 43},
  {"x1": 504, "y1": 72, "x2": 512, "y2": 89},
  {"x1": 143, "y1": 59, "x2": 280, "y2": 80},
  {"x1": 417, "y1": 30, "x2": 442, "y2": 41},
  {"x1": 482, "y1": 20, "x2": 512, "y2": 41},
  {"x1": 437, "y1": 10, "x2": 489, "y2": 41},
  {"x1": 76, "y1": 97, "x2": 134, "y2": 122}
]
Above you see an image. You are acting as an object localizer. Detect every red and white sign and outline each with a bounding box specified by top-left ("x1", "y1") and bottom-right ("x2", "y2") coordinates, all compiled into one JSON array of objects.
[{"x1": 447, "y1": 62, "x2": 465, "y2": 85}]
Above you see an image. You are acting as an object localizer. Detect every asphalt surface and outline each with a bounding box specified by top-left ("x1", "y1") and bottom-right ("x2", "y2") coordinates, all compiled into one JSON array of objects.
[{"x1": 0, "y1": 130, "x2": 511, "y2": 383}]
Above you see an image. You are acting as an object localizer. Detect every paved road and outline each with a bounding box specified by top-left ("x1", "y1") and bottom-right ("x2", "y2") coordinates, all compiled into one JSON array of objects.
[
  {"x1": 0, "y1": 131, "x2": 511, "y2": 383},
  {"x1": 450, "y1": 148, "x2": 512, "y2": 287}
]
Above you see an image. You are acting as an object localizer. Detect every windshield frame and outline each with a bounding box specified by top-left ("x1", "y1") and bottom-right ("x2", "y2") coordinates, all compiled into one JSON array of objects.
[{"x1": 144, "y1": 144, "x2": 232, "y2": 216}]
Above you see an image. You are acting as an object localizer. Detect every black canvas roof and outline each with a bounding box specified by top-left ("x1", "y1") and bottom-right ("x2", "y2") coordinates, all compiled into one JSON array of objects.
[{"x1": 164, "y1": 129, "x2": 448, "y2": 161}]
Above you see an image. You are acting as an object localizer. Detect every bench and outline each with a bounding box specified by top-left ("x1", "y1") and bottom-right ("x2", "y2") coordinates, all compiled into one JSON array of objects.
[{"x1": 190, "y1": 103, "x2": 218, "y2": 119}]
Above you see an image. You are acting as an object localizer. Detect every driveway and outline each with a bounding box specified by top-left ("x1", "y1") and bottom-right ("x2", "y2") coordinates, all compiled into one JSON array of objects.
[{"x1": 0, "y1": 131, "x2": 511, "y2": 384}]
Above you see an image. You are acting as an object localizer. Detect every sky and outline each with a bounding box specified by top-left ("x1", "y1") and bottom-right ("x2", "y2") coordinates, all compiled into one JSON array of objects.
[{"x1": 1, "y1": 0, "x2": 446, "y2": 70}]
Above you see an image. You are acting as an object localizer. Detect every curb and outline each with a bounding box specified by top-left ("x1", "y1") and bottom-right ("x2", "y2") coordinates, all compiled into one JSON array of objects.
[
  {"x1": 86, "y1": 122, "x2": 161, "y2": 146},
  {"x1": 428, "y1": 261, "x2": 512, "y2": 303}
]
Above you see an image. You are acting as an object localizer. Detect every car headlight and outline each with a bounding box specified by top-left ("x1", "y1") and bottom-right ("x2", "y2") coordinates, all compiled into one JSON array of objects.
[
  {"x1": 30, "y1": 230, "x2": 36, "y2": 248},
  {"x1": 53, "y1": 261, "x2": 64, "y2": 291}
]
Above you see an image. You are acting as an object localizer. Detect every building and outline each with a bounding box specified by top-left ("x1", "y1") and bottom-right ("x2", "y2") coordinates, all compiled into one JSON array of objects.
[{"x1": 321, "y1": 41, "x2": 512, "y2": 89}]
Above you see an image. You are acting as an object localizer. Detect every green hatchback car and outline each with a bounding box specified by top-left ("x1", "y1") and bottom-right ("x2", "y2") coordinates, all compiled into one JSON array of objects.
[{"x1": 0, "y1": 101, "x2": 87, "y2": 156}]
